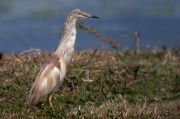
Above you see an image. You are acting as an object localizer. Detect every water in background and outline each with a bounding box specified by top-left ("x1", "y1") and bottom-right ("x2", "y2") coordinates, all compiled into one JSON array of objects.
[{"x1": 0, "y1": 0, "x2": 180, "y2": 54}]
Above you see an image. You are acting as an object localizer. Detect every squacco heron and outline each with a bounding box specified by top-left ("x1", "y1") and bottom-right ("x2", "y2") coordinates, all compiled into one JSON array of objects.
[{"x1": 27, "y1": 9, "x2": 99, "y2": 107}]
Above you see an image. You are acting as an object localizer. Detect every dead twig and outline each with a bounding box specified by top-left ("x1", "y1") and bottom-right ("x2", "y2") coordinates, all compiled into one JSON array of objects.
[
  {"x1": 122, "y1": 31, "x2": 141, "y2": 54},
  {"x1": 19, "y1": 48, "x2": 42, "y2": 55},
  {"x1": 77, "y1": 22, "x2": 129, "y2": 51}
]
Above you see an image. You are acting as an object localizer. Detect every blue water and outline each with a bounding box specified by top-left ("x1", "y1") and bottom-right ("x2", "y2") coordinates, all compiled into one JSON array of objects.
[{"x1": 0, "y1": 0, "x2": 180, "y2": 53}]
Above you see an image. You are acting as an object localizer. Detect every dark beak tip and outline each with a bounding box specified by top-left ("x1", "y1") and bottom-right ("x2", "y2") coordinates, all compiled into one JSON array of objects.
[{"x1": 92, "y1": 15, "x2": 100, "y2": 19}]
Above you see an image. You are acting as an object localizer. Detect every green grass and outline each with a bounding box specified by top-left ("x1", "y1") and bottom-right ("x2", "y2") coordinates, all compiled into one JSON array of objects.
[{"x1": 1, "y1": 49, "x2": 180, "y2": 118}]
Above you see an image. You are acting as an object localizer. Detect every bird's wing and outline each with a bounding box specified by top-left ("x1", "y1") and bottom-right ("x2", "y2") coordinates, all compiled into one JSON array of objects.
[{"x1": 27, "y1": 54, "x2": 65, "y2": 106}]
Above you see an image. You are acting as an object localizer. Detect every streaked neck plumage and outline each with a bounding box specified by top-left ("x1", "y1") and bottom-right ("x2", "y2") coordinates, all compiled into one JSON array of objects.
[{"x1": 54, "y1": 15, "x2": 78, "y2": 66}]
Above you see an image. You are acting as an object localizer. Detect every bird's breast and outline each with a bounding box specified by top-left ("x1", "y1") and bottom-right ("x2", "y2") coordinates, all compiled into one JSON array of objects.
[
  {"x1": 63, "y1": 30, "x2": 76, "y2": 65},
  {"x1": 66, "y1": 31, "x2": 76, "y2": 49}
]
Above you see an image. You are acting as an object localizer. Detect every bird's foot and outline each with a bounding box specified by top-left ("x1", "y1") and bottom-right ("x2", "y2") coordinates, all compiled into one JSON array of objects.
[{"x1": 47, "y1": 94, "x2": 53, "y2": 107}]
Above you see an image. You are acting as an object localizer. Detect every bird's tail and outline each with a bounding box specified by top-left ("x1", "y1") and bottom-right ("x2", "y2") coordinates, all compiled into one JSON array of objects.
[{"x1": 26, "y1": 93, "x2": 42, "y2": 106}]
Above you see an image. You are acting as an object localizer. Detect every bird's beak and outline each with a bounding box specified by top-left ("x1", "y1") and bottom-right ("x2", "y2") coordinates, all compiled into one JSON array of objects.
[
  {"x1": 91, "y1": 15, "x2": 100, "y2": 19},
  {"x1": 85, "y1": 13, "x2": 100, "y2": 19}
]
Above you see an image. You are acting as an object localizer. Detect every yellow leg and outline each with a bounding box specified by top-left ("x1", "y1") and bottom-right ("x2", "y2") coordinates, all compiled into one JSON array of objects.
[{"x1": 47, "y1": 94, "x2": 53, "y2": 107}]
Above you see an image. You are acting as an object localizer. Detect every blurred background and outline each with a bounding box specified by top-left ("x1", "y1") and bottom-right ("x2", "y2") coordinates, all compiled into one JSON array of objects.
[{"x1": 0, "y1": 0, "x2": 180, "y2": 54}]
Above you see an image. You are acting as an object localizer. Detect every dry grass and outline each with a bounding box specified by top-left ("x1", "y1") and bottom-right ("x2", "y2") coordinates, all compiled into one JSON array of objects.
[{"x1": 0, "y1": 47, "x2": 180, "y2": 118}]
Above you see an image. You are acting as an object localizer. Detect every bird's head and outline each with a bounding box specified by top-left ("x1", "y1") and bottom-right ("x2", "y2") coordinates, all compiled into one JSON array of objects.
[{"x1": 70, "y1": 9, "x2": 99, "y2": 19}]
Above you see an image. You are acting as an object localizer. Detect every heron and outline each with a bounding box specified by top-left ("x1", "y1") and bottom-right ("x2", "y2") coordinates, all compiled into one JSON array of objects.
[{"x1": 27, "y1": 9, "x2": 99, "y2": 107}]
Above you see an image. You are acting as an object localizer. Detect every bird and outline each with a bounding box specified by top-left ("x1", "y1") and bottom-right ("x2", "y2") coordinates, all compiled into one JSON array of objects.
[{"x1": 27, "y1": 9, "x2": 99, "y2": 107}]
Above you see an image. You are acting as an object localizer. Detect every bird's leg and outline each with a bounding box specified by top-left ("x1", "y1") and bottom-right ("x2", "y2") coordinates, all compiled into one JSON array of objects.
[{"x1": 47, "y1": 94, "x2": 53, "y2": 107}]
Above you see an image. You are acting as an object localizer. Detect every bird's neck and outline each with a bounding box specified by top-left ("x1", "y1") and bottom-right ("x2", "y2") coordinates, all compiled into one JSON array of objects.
[
  {"x1": 61, "y1": 17, "x2": 77, "y2": 38},
  {"x1": 54, "y1": 18, "x2": 78, "y2": 65}
]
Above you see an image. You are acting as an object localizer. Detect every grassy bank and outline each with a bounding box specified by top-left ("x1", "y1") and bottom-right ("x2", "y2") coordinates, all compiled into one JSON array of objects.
[{"x1": 0, "y1": 48, "x2": 180, "y2": 118}]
